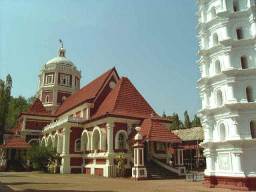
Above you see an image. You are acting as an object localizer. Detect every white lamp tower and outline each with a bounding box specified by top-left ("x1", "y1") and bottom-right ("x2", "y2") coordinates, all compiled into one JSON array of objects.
[{"x1": 197, "y1": 0, "x2": 256, "y2": 190}]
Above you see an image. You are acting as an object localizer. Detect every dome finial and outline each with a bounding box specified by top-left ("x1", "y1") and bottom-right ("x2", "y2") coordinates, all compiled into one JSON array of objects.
[
  {"x1": 59, "y1": 39, "x2": 63, "y2": 48},
  {"x1": 58, "y1": 39, "x2": 65, "y2": 57}
]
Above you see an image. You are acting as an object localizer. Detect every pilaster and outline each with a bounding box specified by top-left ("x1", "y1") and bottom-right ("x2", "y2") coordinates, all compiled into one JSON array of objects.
[{"x1": 106, "y1": 122, "x2": 114, "y2": 153}]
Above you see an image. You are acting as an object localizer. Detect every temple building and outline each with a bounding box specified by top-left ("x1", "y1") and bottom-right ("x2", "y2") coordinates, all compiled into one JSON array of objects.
[
  {"x1": 0, "y1": 44, "x2": 190, "y2": 177},
  {"x1": 197, "y1": 0, "x2": 256, "y2": 190}
]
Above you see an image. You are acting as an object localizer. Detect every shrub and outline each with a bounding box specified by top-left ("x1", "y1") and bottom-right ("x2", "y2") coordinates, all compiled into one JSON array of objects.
[{"x1": 27, "y1": 144, "x2": 57, "y2": 172}]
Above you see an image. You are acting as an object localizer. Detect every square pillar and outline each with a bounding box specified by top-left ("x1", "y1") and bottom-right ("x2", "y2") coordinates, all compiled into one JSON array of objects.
[{"x1": 60, "y1": 127, "x2": 71, "y2": 174}]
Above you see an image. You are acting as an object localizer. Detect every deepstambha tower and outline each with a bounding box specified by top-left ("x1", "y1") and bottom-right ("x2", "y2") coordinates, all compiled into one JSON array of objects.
[{"x1": 197, "y1": 0, "x2": 256, "y2": 190}]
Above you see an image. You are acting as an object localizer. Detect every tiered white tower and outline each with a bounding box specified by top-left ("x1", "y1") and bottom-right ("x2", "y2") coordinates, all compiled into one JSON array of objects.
[
  {"x1": 197, "y1": 0, "x2": 256, "y2": 190},
  {"x1": 37, "y1": 42, "x2": 81, "y2": 112}
]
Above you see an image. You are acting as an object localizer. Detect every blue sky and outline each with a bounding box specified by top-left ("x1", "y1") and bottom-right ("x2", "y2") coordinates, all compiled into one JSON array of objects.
[{"x1": 0, "y1": 0, "x2": 200, "y2": 118}]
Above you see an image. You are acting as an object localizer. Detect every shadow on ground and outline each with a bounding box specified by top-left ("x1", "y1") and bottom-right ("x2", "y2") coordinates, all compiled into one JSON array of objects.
[
  {"x1": 24, "y1": 190, "x2": 116, "y2": 192},
  {"x1": 0, "y1": 174, "x2": 27, "y2": 178},
  {"x1": 2, "y1": 182, "x2": 63, "y2": 186},
  {"x1": 0, "y1": 182, "x2": 116, "y2": 192}
]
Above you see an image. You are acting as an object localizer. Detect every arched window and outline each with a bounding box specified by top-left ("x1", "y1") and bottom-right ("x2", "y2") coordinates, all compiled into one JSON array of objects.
[
  {"x1": 215, "y1": 60, "x2": 221, "y2": 74},
  {"x1": 236, "y1": 28, "x2": 244, "y2": 40},
  {"x1": 213, "y1": 33, "x2": 219, "y2": 46},
  {"x1": 211, "y1": 7, "x2": 216, "y2": 19},
  {"x1": 233, "y1": 0, "x2": 240, "y2": 12},
  {"x1": 92, "y1": 129, "x2": 100, "y2": 151},
  {"x1": 62, "y1": 96, "x2": 66, "y2": 103},
  {"x1": 118, "y1": 133, "x2": 126, "y2": 150},
  {"x1": 75, "y1": 139, "x2": 81, "y2": 152},
  {"x1": 250, "y1": 121, "x2": 256, "y2": 138},
  {"x1": 115, "y1": 131, "x2": 128, "y2": 150},
  {"x1": 216, "y1": 90, "x2": 223, "y2": 106},
  {"x1": 246, "y1": 86, "x2": 254, "y2": 102},
  {"x1": 45, "y1": 95, "x2": 49, "y2": 103},
  {"x1": 241, "y1": 56, "x2": 248, "y2": 69},
  {"x1": 219, "y1": 123, "x2": 226, "y2": 141},
  {"x1": 81, "y1": 131, "x2": 90, "y2": 152}
]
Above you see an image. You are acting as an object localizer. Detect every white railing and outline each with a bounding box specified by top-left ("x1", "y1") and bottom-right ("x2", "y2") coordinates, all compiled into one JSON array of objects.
[
  {"x1": 43, "y1": 116, "x2": 86, "y2": 132},
  {"x1": 43, "y1": 116, "x2": 69, "y2": 132}
]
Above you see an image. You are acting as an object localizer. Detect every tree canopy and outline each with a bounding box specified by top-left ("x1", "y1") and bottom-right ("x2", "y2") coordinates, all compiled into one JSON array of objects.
[
  {"x1": 167, "y1": 111, "x2": 201, "y2": 130},
  {"x1": 0, "y1": 75, "x2": 32, "y2": 143},
  {"x1": 0, "y1": 75, "x2": 12, "y2": 143}
]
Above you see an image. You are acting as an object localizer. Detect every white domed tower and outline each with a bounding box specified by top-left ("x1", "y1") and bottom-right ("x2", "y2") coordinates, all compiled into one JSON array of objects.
[
  {"x1": 197, "y1": 0, "x2": 256, "y2": 190},
  {"x1": 37, "y1": 41, "x2": 81, "y2": 112}
]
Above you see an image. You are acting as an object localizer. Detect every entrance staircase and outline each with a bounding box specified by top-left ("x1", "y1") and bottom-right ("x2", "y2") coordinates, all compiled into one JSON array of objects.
[{"x1": 145, "y1": 161, "x2": 182, "y2": 180}]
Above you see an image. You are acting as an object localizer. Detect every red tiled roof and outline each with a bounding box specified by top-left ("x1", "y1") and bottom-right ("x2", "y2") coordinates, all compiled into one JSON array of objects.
[
  {"x1": 140, "y1": 118, "x2": 181, "y2": 143},
  {"x1": 93, "y1": 77, "x2": 157, "y2": 119},
  {"x1": 56, "y1": 67, "x2": 118, "y2": 116},
  {"x1": 0, "y1": 136, "x2": 31, "y2": 149},
  {"x1": 21, "y1": 98, "x2": 51, "y2": 116}
]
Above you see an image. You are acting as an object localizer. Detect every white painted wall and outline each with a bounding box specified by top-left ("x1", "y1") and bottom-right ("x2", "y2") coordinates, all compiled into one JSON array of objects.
[{"x1": 197, "y1": 0, "x2": 256, "y2": 178}]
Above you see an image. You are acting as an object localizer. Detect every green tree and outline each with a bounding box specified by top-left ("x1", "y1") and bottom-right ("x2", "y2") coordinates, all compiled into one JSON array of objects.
[
  {"x1": 169, "y1": 113, "x2": 184, "y2": 130},
  {"x1": 6, "y1": 96, "x2": 29, "y2": 130},
  {"x1": 27, "y1": 95, "x2": 36, "y2": 104},
  {"x1": 184, "y1": 110, "x2": 192, "y2": 129},
  {"x1": 0, "y1": 75, "x2": 12, "y2": 144},
  {"x1": 192, "y1": 115, "x2": 202, "y2": 127}
]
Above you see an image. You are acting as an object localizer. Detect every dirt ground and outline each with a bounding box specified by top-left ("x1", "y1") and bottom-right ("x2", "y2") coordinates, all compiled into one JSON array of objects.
[{"x1": 0, "y1": 172, "x2": 233, "y2": 192}]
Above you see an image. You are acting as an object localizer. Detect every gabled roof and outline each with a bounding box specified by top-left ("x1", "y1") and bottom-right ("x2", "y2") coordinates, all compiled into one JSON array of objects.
[
  {"x1": 56, "y1": 67, "x2": 118, "y2": 116},
  {"x1": 21, "y1": 98, "x2": 51, "y2": 116},
  {"x1": 93, "y1": 77, "x2": 156, "y2": 119},
  {"x1": 173, "y1": 127, "x2": 204, "y2": 141},
  {"x1": 140, "y1": 118, "x2": 181, "y2": 143},
  {"x1": 0, "y1": 136, "x2": 31, "y2": 149}
]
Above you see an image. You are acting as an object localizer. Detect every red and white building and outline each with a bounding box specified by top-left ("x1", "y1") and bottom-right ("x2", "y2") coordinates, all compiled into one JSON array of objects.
[{"x1": 1, "y1": 45, "x2": 186, "y2": 177}]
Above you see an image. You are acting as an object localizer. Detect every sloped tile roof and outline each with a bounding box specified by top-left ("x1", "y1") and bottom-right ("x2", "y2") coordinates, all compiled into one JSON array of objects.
[
  {"x1": 140, "y1": 118, "x2": 181, "y2": 143},
  {"x1": 173, "y1": 127, "x2": 204, "y2": 141},
  {"x1": 0, "y1": 136, "x2": 31, "y2": 149},
  {"x1": 56, "y1": 67, "x2": 118, "y2": 116},
  {"x1": 21, "y1": 98, "x2": 51, "y2": 116},
  {"x1": 93, "y1": 77, "x2": 157, "y2": 119}
]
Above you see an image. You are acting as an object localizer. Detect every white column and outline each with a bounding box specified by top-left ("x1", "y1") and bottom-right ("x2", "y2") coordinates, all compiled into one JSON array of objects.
[
  {"x1": 249, "y1": 15, "x2": 256, "y2": 38},
  {"x1": 106, "y1": 123, "x2": 114, "y2": 153},
  {"x1": 57, "y1": 134, "x2": 63, "y2": 154},
  {"x1": 221, "y1": 0, "x2": 227, "y2": 11},
  {"x1": 224, "y1": 52, "x2": 232, "y2": 69},
  {"x1": 22, "y1": 117, "x2": 26, "y2": 130},
  {"x1": 233, "y1": 152, "x2": 242, "y2": 173},
  {"x1": 227, "y1": 83, "x2": 236, "y2": 103},
  {"x1": 60, "y1": 127, "x2": 71, "y2": 174},
  {"x1": 177, "y1": 149, "x2": 181, "y2": 165},
  {"x1": 180, "y1": 149, "x2": 184, "y2": 165},
  {"x1": 232, "y1": 118, "x2": 240, "y2": 139},
  {"x1": 204, "y1": 150, "x2": 215, "y2": 173}
]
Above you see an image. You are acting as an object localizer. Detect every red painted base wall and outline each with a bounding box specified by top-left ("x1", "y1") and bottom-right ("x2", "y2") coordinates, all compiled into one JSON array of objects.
[{"x1": 204, "y1": 176, "x2": 256, "y2": 191}]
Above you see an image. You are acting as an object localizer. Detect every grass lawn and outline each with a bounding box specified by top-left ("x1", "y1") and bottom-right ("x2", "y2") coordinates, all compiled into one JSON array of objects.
[{"x1": 0, "y1": 172, "x2": 232, "y2": 192}]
